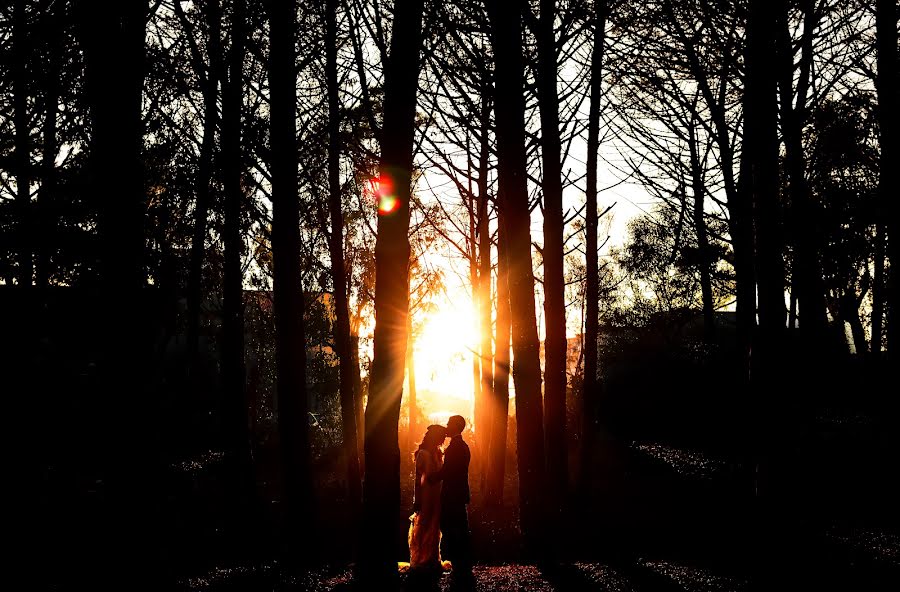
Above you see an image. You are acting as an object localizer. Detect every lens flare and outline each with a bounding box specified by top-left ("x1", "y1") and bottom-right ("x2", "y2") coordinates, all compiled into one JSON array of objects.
[
  {"x1": 373, "y1": 175, "x2": 400, "y2": 215},
  {"x1": 379, "y1": 194, "x2": 399, "y2": 215}
]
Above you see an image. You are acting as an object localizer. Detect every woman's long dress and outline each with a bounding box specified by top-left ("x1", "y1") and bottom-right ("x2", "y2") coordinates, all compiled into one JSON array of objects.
[{"x1": 408, "y1": 448, "x2": 443, "y2": 570}]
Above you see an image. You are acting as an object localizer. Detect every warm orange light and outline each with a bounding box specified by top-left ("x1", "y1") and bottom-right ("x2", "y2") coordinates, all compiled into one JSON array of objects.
[{"x1": 410, "y1": 297, "x2": 478, "y2": 422}]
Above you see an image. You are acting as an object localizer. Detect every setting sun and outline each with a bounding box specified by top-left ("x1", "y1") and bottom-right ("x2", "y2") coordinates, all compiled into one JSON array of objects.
[{"x1": 410, "y1": 294, "x2": 478, "y2": 424}]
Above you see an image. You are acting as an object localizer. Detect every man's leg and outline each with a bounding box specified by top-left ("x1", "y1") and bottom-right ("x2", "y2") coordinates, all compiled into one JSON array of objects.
[{"x1": 442, "y1": 504, "x2": 472, "y2": 579}]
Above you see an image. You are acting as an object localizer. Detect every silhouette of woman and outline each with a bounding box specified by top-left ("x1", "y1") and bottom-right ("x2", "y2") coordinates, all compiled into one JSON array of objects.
[{"x1": 408, "y1": 424, "x2": 447, "y2": 572}]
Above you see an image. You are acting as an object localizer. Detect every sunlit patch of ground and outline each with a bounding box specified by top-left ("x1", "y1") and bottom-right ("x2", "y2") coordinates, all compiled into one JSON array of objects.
[
  {"x1": 630, "y1": 442, "x2": 737, "y2": 480},
  {"x1": 639, "y1": 559, "x2": 749, "y2": 592},
  {"x1": 572, "y1": 562, "x2": 637, "y2": 591},
  {"x1": 180, "y1": 562, "x2": 276, "y2": 590},
  {"x1": 171, "y1": 450, "x2": 226, "y2": 474},
  {"x1": 826, "y1": 524, "x2": 900, "y2": 566},
  {"x1": 463, "y1": 564, "x2": 555, "y2": 592}
]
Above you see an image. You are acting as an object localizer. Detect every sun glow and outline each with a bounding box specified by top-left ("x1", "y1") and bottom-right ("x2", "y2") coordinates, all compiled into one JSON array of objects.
[{"x1": 411, "y1": 294, "x2": 479, "y2": 422}]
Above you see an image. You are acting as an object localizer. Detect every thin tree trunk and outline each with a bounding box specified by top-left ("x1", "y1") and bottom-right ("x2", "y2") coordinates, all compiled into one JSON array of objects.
[
  {"x1": 487, "y1": 0, "x2": 547, "y2": 554},
  {"x1": 876, "y1": 0, "x2": 898, "y2": 357},
  {"x1": 406, "y1": 311, "x2": 417, "y2": 455},
  {"x1": 689, "y1": 123, "x2": 715, "y2": 341},
  {"x1": 470, "y1": 239, "x2": 483, "y2": 428},
  {"x1": 358, "y1": 0, "x2": 425, "y2": 584},
  {"x1": 467, "y1": 152, "x2": 484, "y2": 439},
  {"x1": 789, "y1": 289, "x2": 798, "y2": 330},
  {"x1": 672, "y1": 3, "x2": 753, "y2": 356},
  {"x1": 477, "y1": 90, "x2": 495, "y2": 488},
  {"x1": 269, "y1": 0, "x2": 312, "y2": 549},
  {"x1": 734, "y1": 153, "x2": 757, "y2": 358},
  {"x1": 872, "y1": 221, "x2": 885, "y2": 353},
  {"x1": 777, "y1": 0, "x2": 826, "y2": 339},
  {"x1": 186, "y1": 0, "x2": 223, "y2": 368},
  {"x1": 14, "y1": 0, "x2": 32, "y2": 286},
  {"x1": 579, "y1": 0, "x2": 606, "y2": 499},
  {"x1": 487, "y1": 215, "x2": 511, "y2": 507},
  {"x1": 536, "y1": 0, "x2": 568, "y2": 504},
  {"x1": 350, "y1": 318, "x2": 365, "y2": 470},
  {"x1": 221, "y1": 0, "x2": 253, "y2": 505},
  {"x1": 325, "y1": 0, "x2": 362, "y2": 511},
  {"x1": 38, "y1": 2, "x2": 60, "y2": 290}
]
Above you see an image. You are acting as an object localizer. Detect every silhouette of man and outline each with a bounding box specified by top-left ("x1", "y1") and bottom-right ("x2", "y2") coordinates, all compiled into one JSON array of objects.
[{"x1": 431, "y1": 414, "x2": 473, "y2": 586}]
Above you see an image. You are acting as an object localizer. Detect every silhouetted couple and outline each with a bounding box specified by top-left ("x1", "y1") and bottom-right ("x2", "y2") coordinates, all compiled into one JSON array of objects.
[{"x1": 408, "y1": 415, "x2": 474, "y2": 587}]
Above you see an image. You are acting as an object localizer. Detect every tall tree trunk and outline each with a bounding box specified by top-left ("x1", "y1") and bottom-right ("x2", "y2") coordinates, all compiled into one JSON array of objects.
[
  {"x1": 747, "y1": 0, "x2": 786, "y2": 341},
  {"x1": 269, "y1": 0, "x2": 312, "y2": 549},
  {"x1": 734, "y1": 152, "x2": 757, "y2": 360},
  {"x1": 477, "y1": 90, "x2": 495, "y2": 488},
  {"x1": 76, "y1": 0, "x2": 151, "y2": 583},
  {"x1": 221, "y1": 0, "x2": 253, "y2": 507},
  {"x1": 777, "y1": 0, "x2": 826, "y2": 340},
  {"x1": 38, "y1": 2, "x2": 60, "y2": 290},
  {"x1": 487, "y1": 0, "x2": 547, "y2": 554},
  {"x1": 487, "y1": 214, "x2": 511, "y2": 507},
  {"x1": 579, "y1": 0, "x2": 606, "y2": 498},
  {"x1": 325, "y1": 0, "x2": 362, "y2": 511},
  {"x1": 536, "y1": 0, "x2": 568, "y2": 505},
  {"x1": 746, "y1": 0, "x2": 786, "y2": 500},
  {"x1": 470, "y1": 233, "x2": 483, "y2": 428},
  {"x1": 186, "y1": 0, "x2": 223, "y2": 369},
  {"x1": 14, "y1": 0, "x2": 32, "y2": 286},
  {"x1": 671, "y1": 2, "x2": 753, "y2": 357},
  {"x1": 876, "y1": 0, "x2": 898, "y2": 357},
  {"x1": 689, "y1": 123, "x2": 715, "y2": 341},
  {"x1": 358, "y1": 0, "x2": 425, "y2": 584},
  {"x1": 78, "y1": 0, "x2": 147, "y2": 303}
]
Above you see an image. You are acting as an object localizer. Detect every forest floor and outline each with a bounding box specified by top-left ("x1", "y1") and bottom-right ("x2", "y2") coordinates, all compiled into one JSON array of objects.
[{"x1": 168, "y1": 403, "x2": 900, "y2": 591}]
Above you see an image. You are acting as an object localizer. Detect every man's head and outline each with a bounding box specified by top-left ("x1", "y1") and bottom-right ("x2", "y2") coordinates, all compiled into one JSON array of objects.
[{"x1": 447, "y1": 415, "x2": 466, "y2": 437}]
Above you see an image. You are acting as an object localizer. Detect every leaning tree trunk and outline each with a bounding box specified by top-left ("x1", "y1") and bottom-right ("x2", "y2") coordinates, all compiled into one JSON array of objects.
[
  {"x1": 876, "y1": 0, "x2": 898, "y2": 357},
  {"x1": 325, "y1": 0, "x2": 362, "y2": 511},
  {"x1": 536, "y1": 0, "x2": 568, "y2": 506},
  {"x1": 358, "y1": 0, "x2": 425, "y2": 585},
  {"x1": 487, "y1": 0, "x2": 547, "y2": 555},
  {"x1": 268, "y1": 0, "x2": 312, "y2": 549},
  {"x1": 579, "y1": 0, "x2": 607, "y2": 498},
  {"x1": 221, "y1": 0, "x2": 253, "y2": 508},
  {"x1": 14, "y1": 0, "x2": 32, "y2": 286}
]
